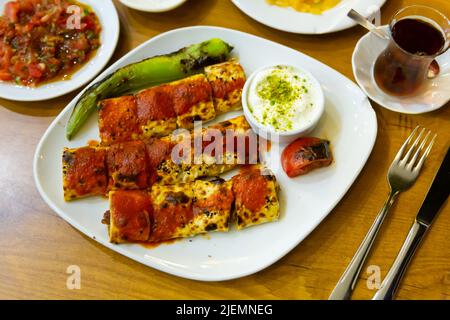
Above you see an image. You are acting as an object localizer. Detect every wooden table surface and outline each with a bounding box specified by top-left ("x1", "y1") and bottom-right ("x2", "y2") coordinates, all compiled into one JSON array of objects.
[{"x1": 0, "y1": 0, "x2": 449, "y2": 300}]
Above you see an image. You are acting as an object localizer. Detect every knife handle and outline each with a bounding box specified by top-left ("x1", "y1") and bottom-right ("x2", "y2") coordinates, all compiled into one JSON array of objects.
[{"x1": 372, "y1": 220, "x2": 427, "y2": 300}]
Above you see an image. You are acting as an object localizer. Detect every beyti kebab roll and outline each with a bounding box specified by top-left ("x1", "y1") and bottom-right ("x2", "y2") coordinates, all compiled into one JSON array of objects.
[
  {"x1": 104, "y1": 179, "x2": 234, "y2": 243},
  {"x1": 102, "y1": 165, "x2": 279, "y2": 244},
  {"x1": 153, "y1": 115, "x2": 256, "y2": 185},
  {"x1": 97, "y1": 61, "x2": 246, "y2": 145},
  {"x1": 62, "y1": 115, "x2": 257, "y2": 201},
  {"x1": 62, "y1": 145, "x2": 108, "y2": 201}
]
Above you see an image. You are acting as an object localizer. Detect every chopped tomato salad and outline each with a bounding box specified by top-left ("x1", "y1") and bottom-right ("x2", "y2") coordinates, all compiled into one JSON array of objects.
[{"x1": 0, "y1": 0, "x2": 101, "y2": 86}]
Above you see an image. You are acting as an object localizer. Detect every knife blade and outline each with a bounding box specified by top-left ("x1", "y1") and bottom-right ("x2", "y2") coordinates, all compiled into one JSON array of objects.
[{"x1": 416, "y1": 147, "x2": 450, "y2": 227}]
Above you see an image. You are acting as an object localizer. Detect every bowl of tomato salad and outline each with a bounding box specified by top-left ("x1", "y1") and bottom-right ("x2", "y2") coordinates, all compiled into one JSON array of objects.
[{"x1": 0, "y1": 0, "x2": 102, "y2": 86}]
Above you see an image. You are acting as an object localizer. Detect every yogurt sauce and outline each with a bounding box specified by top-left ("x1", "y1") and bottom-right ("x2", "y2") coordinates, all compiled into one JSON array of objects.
[{"x1": 247, "y1": 65, "x2": 322, "y2": 132}]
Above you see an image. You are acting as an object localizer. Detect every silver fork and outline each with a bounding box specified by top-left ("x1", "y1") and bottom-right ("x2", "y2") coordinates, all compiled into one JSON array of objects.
[{"x1": 329, "y1": 126, "x2": 436, "y2": 300}]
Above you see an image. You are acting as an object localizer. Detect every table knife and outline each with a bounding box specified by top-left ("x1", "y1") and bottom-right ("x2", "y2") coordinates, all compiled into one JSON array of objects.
[{"x1": 372, "y1": 147, "x2": 450, "y2": 300}]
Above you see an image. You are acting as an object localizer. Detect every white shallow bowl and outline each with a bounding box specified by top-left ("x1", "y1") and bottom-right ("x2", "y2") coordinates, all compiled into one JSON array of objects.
[
  {"x1": 352, "y1": 26, "x2": 450, "y2": 114},
  {"x1": 242, "y1": 64, "x2": 325, "y2": 144},
  {"x1": 231, "y1": 0, "x2": 387, "y2": 34},
  {"x1": 34, "y1": 26, "x2": 377, "y2": 281},
  {"x1": 119, "y1": 0, "x2": 187, "y2": 12},
  {"x1": 0, "y1": 0, "x2": 119, "y2": 102}
]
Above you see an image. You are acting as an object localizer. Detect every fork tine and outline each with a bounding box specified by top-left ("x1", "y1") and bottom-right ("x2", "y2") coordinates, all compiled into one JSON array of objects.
[
  {"x1": 394, "y1": 126, "x2": 419, "y2": 163},
  {"x1": 399, "y1": 128, "x2": 425, "y2": 166},
  {"x1": 406, "y1": 130, "x2": 431, "y2": 170},
  {"x1": 413, "y1": 134, "x2": 437, "y2": 172}
]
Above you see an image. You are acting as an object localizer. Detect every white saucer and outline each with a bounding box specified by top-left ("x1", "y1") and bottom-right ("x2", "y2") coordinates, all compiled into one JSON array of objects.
[
  {"x1": 352, "y1": 26, "x2": 450, "y2": 114},
  {"x1": 119, "y1": 0, "x2": 187, "y2": 12}
]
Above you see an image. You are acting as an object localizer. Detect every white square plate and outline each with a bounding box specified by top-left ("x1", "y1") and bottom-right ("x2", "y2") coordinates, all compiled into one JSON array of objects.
[{"x1": 34, "y1": 26, "x2": 377, "y2": 281}]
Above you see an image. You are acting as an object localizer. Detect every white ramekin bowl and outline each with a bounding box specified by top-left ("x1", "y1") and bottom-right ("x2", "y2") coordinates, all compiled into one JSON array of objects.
[{"x1": 242, "y1": 64, "x2": 325, "y2": 144}]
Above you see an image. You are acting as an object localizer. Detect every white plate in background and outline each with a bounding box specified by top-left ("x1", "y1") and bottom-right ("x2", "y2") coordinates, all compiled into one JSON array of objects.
[
  {"x1": 0, "y1": 0, "x2": 119, "y2": 101},
  {"x1": 34, "y1": 26, "x2": 377, "y2": 281},
  {"x1": 119, "y1": 0, "x2": 188, "y2": 12},
  {"x1": 231, "y1": 0, "x2": 386, "y2": 34}
]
